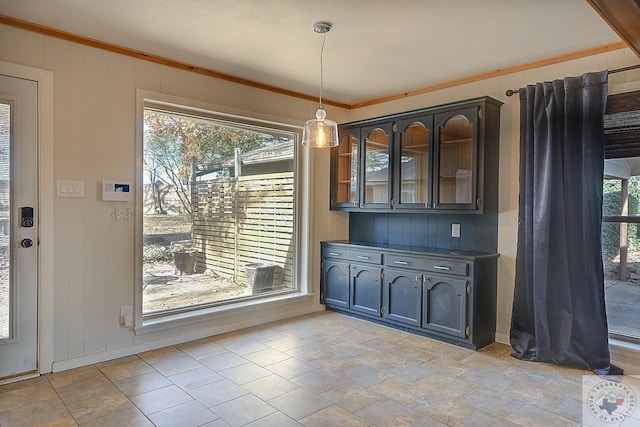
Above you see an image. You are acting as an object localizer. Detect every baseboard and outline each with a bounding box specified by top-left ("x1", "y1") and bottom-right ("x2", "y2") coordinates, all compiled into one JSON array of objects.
[
  {"x1": 495, "y1": 332, "x2": 509, "y2": 345},
  {"x1": 610, "y1": 339, "x2": 640, "y2": 375}
]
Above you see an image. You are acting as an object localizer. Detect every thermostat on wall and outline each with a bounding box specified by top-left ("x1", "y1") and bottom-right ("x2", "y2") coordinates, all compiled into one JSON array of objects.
[{"x1": 102, "y1": 180, "x2": 132, "y2": 201}]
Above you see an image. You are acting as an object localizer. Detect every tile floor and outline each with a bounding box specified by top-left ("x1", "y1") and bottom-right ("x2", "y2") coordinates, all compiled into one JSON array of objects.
[{"x1": 0, "y1": 311, "x2": 593, "y2": 426}]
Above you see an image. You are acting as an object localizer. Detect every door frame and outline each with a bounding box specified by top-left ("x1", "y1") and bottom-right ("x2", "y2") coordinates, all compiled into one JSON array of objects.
[{"x1": 0, "y1": 61, "x2": 54, "y2": 376}]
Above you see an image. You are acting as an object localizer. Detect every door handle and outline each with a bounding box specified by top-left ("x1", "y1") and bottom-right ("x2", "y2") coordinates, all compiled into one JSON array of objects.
[{"x1": 20, "y1": 238, "x2": 33, "y2": 248}]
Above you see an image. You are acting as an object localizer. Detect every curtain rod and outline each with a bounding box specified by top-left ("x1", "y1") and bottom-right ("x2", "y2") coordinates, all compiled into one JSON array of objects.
[{"x1": 504, "y1": 64, "x2": 640, "y2": 97}]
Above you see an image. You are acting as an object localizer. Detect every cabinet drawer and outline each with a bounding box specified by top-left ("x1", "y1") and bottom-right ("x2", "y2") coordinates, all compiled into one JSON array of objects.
[
  {"x1": 350, "y1": 250, "x2": 382, "y2": 264},
  {"x1": 424, "y1": 259, "x2": 469, "y2": 276},
  {"x1": 322, "y1": 247, "x2": 350, "y2": 260},
  {"x1": 384, "y1": 254, "x2": 424, "y2": 270}
]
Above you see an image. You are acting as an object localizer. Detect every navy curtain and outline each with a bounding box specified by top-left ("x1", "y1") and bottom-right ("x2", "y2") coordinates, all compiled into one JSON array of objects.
[{"x1": 510, "y1": 71, "x2": 620, "y2": 375}]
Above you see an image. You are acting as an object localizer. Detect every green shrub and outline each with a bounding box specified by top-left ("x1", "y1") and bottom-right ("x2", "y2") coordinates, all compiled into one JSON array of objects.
[{"x1": 143, "y1": 244, "x2": 172, "y2": 263}]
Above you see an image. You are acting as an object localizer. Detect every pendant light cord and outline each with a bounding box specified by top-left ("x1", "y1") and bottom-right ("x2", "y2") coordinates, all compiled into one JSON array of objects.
[{"x1": 319, "y1": 31, "x2": 326, "y2": 109}]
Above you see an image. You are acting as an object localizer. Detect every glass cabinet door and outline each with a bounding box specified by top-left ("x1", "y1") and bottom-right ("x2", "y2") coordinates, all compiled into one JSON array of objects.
[
  {"x1": 395, "y1": 116, "x2": 432, "y2": 208},
  {"x1": 363, "y1": 124, "x2": 392, "y2": 207},
  {"x1": 334, "y1": 131, "x2": 359, "y2": 207},
  {"x1": 435, "y1": 108, "x2": 477, "y2": 208}
]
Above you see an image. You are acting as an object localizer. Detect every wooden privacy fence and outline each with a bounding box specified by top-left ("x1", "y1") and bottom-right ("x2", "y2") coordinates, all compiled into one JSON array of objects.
[{"x1": 192, "y1": 172, "x2": 294, "y2": 288}]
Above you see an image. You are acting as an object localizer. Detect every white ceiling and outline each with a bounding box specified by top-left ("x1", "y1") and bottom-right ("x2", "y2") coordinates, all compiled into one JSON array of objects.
[{"x1": 0, "y1": 0, "x2": 623, "y2": 106}]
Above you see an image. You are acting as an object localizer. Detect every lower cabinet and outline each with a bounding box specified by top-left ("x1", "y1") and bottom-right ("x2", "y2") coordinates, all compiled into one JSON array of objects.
[
  {"x1": 422, "y1": 275, "x2": 468, "y2": 339},
  {"x1": 350, "y1": 264, "x2": 382, "y2": 316},
  {"x1": 383, "y1": 269, "x2": 422, "y2": 327},
  {"x1": 321, "y1": 260, "x2": 349, "y2": 308},
  {"x1": 321, "y1": 241, "x2": 498, "y2": 350}
]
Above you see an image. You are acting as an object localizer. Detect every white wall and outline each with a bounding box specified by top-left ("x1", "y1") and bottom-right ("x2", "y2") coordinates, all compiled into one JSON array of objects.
[
  {"x1": 0, "y1": 24, "x2": 351, "y2": 371},
  {"x1": 2, "y1": 22, "x2": 640, "y2": 372}
]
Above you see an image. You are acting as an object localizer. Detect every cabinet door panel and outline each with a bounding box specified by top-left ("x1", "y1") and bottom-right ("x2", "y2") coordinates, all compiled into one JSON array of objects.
[
  {"x1": 383, "y1": 269, "x2": 422, "y2": 326},
  {"x1": 350, "y1": 265, "x2": 382, "y2": 316},
  {"x1": 332, "y1": 129, "x2": 359, "y2": 209},
  {"x1": 322, "y1": 260, "x2": 350, "y2": 308},
  {"x1": 362, "y1": 123, "x2": 392, "y2": 208},
  {"x1": 422, "y1": 275, "x2": 468, "y2": 338},
  {"x1": 434, "y1": 107, "x2": 478, "y2": 210},
  {"x1": 394, "y1": 115, "x2": 433, "y2": 209}
]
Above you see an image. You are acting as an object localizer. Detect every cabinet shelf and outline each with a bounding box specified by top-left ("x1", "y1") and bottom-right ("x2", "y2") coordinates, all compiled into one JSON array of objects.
[{"x1": 441, "y1": 138, "x2": 472, "y2": 145}]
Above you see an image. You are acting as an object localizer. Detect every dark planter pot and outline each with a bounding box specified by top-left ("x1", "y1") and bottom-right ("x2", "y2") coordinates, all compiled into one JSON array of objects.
[
  {"x1": 173, "y1": 250, "x2": 197, "y2": 275},
  {"x1": 245, "y1": 263, "x2": 277, "y2": 293}
]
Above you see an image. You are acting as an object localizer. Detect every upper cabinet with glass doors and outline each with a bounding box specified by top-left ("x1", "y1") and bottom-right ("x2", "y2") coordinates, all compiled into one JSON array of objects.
[{"x1": 331, "y1": 96, "x2": 502, "y2": 214}]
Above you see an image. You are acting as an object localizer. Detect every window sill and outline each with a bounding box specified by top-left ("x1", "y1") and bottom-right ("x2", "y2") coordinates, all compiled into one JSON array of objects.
[{"x1": 134, "y1": 292, "x2": 314, "y2": 335}]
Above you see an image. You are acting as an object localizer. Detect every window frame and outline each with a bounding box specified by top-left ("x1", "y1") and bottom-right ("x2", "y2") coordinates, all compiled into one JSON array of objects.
[{"x1": 134, "y1": 90, "x2": 310, "y2": 333}]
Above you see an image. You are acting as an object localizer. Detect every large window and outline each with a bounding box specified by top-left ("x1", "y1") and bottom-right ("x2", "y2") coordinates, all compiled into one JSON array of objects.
[
  {"x1": 141, "y1": 102, "x2": 298, "y2": 317},
  {"x1": 603, "y1": 158, "x2": 640, "y2": 340}
]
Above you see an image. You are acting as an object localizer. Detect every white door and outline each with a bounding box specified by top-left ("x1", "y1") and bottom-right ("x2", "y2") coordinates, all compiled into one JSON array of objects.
[{"x1": 0, "y1": 74, "x2": 39, "y2": 380}]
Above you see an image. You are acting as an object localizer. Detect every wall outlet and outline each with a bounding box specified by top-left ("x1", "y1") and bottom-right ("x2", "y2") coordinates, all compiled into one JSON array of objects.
[
  {"x1": 451, "y1": 223, "x2": 461, "y2": 238},
  {"x1": 120, "y1": 306, "x2": 133, "y2": 328}
]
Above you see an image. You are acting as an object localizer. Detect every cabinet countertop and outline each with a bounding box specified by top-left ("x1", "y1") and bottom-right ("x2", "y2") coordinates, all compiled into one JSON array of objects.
[{"x1": 322, "y1": 240, "x2": 499, "y2": 260}]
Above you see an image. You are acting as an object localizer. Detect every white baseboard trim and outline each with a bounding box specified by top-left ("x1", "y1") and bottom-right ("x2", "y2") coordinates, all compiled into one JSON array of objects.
[
  {"x1": 610, "y1": 339, "x2": 640, "y2": 375},
  {"x1": 495, "y1": 332, "x2": 509, "y2": 345},
  {"x1": 52, "y1": 305, "x2": 324, "y2": 373}
]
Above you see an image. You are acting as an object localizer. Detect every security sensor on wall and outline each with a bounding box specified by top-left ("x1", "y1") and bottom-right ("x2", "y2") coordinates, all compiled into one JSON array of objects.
[{"x1": 102, "y1": 180, "x2": 132, "y2": 201}]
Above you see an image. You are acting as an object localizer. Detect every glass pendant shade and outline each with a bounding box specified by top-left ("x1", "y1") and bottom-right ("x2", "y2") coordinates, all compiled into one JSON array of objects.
[{"x1": 302, "y1": 107, "x2": 339, "y2": 148}]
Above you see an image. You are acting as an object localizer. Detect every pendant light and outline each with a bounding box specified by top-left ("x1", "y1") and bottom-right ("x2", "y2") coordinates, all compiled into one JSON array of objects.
[{"x1": 302, "y1": 22, "x2": 339, "y2": 148}]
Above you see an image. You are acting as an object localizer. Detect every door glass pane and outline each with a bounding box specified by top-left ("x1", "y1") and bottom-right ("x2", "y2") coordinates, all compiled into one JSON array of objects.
[
  {"x1": 400, "y1": 122, "x2": 429, "y2": 204},
  {"x1": 364, "y1": 129, "x2": 389, "y2": 204},
  {"x1": 336, "y1": 133, "x2": 358, "y2": 204},
  {"x1": 439, "y1": 115, "x2": 473, "y2": 204},
  {"x1": 0, "y1": 103, "x2": 10, "y2": 340}
]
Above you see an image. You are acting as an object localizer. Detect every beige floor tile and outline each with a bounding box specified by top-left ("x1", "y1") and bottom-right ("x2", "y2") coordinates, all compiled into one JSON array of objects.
[
  {"x1": 299, "y1": 405, "x2": 369, "y2": 427},
  {"x1": 409, "y1": 394, "x2": 476, "y2": 426},
  {"x1": 242, "y1": 374, "x2": 299, "y2": 400},
  {"x1": 0, "y1": 397, "x2": 71, "y2": 427},
  {"x1": 219, "y1": 361, "x2": 272, "y2": 385},
  {"x1": 243, "y1": 411, "x2": 301, "y2": 427},
  {"x1": 81, "y1": 406, "x2": 153, "y2": 427},
  {"x1": 55, "y1": 375, "x2": 120, "y2": 404},
  {"x1": 138, "y1": 345, "x2": 184, "y2": 364},
  {"x1": 290, "y1": 369, "x2": 347, "y2": 394},
  {"x1": 268, "y1": 388, "x2": 331, "y2": 420},
  {"x1": 319, "y1": 383, "x2": 385, "y2": 414},
  {"x1": 454, "y1": 410, "x2": 519, "y2": 427},
  {"x1": 65, "y1": 390, "x2": 136, "y2": 425},
  {"x1": 148, "y1": 400, "x2": 218, "y2": 427},
  {"x1": 176, "y1": 339, "x2": 228, "y2": 360},
  {"x1": 46, "y1": 365, "x2": 104, "y2": 389},
  {"x1": 199, "y1": 351, "x2": 248, "y2": 371},
  {"x1": 113, "y1": 369, "x2": 173, "y2": 396},
  {"x1": 0, "y1": 380, "x2": 58, "y2": 412},
  {"x1": 265, "y1": 357, "x2": 317, "y2": 380},
  {"x1": 129, "y1": 384, "x2": 193, "y2": 415},
  {"x1": 243, "y1": 347, "x2": 291, "y2": 366},
  {"x1": 98, "y1": 357, "x2": 155, "y2": 382},
  {"x1": 168, "y1": 365, "x2": 224, "y2": 390},
  {"x1": 187, "y1": 378, "x2": 248, "y2": 408},
  {"x1": 211, "y1": 394, "x2": 277, "y2": 426},
  {"x1": 355, "y1": 398, "x2": 420, "y2": 427},
  {"x1": 149, "y1": 354, "x2": 203, "y2": 377}
]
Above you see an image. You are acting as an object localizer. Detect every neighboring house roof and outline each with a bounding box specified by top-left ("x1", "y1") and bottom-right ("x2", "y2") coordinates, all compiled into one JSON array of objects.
[{"x1": 196, "y1": 141, "x2": 294, "y2": 178}]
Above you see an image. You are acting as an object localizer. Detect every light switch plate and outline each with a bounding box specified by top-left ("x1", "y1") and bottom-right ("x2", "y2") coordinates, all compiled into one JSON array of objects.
[
  {"x1": 451, "y1": 223, "x2": 461, "y2": 238},
  {"x1": 57, "y1": 180, "x2": 84, "y2": 198}
]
